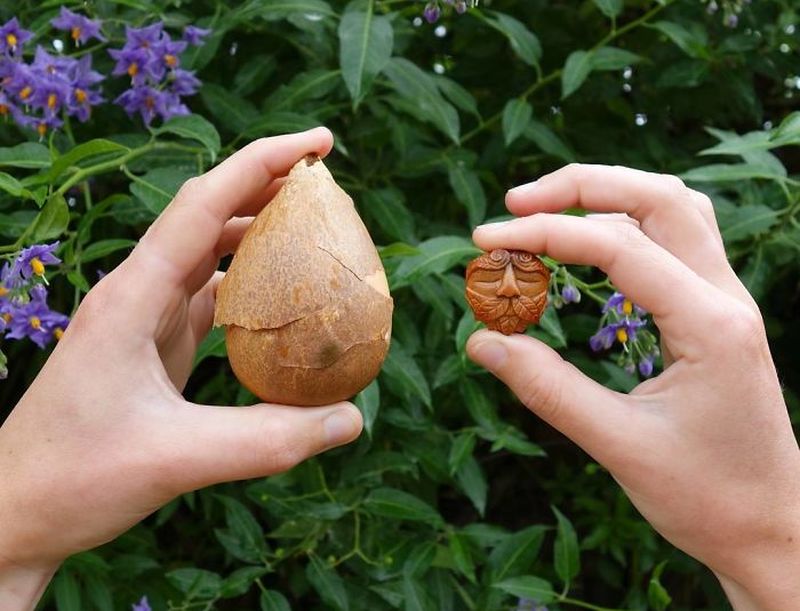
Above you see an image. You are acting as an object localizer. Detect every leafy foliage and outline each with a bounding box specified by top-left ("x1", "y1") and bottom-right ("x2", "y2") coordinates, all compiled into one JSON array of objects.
[{"x1": 1, "y1": 0, "x2": 799, "y2": 609}]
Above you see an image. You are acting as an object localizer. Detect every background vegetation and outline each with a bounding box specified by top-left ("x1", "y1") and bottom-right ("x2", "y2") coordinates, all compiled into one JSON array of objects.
[{"x1": 1, "y1": 0, "x2": 799, "y2": 609}]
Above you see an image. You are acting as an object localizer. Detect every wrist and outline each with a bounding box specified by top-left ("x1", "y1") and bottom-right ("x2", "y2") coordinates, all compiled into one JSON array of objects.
[{"x1": 0, "y1": 557, "x2": 59, "y2": 611}]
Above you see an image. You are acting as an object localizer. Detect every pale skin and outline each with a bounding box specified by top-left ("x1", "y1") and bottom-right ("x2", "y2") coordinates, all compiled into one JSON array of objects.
[{"x1": 0, "y1": 130, "x2": 797, "y2": 609}]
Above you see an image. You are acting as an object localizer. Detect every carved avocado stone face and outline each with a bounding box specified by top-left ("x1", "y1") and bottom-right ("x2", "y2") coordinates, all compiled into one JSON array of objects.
[{"x1": 465, "y1": 249, "x2": 550, "y2": 335}]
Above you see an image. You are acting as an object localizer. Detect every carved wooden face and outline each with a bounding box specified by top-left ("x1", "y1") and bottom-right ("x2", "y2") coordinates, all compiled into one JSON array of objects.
[{"x1": 465, "y1": 249, "x2": 550, "y2": 335}]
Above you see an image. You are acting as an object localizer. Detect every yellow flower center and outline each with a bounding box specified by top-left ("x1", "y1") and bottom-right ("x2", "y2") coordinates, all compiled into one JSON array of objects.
[
  {"x1": 127, "y1": 62, "x2": 138, "y2": 77},
  {"x1": 54, "y1": 327, "x2": 64, "y2": 340},
  {"x1": 74, "y1": 88, "x2": 87, "y2": 103},
  {"x1": 622, "y1": 299, "x2": 633, "y2": 315},
  {"x1": 6, "y1": 33, "x2": 17, "y2": 48},
  {"x1": 1, "y1": 313, "x2": 10, "y2": 323},
  {"x1": 616, "y1": 327, "x2": 628, "y2": 343},
  {"x1": 31, "y1": 257, "x2": 45, "y2": 276},
  {"x1": 37, "y1": 122, "x2": 47, "y2": 137},
  {"x1": 0, "y1": 104, "x2": 7, "y2": 116},
  {"x1": 29, "y1": 316, "x2": 41, "y2": 330},
  {"x1": 164, "y1": 53, "x2": 177, "y2": 67},
  {"x1": 71, "y1": 26, "x2": 81, "y2": 41},
  {"x1": 145, "y1": 95, "x2": 155, "y2": 110},
  {"x1": 0, "y1": 286, "x2": 7, "y2": 297},
  {"x1": 19, "y1": 86, "x2": 31, "y2": 100},
  {"x1": 47, "y1": 93, "x2": 57, "y2": 109}
]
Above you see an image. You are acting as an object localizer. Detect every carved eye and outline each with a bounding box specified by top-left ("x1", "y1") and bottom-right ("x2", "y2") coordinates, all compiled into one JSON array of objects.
[{"x1": 488, "y1": 249, "x2": 510, "y2": 265}]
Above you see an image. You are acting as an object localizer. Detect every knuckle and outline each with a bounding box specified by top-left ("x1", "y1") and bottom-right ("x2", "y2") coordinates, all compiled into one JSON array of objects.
[
  {"x1": 691, "y1": 191, "x2": 715, "y2": 216},
  {"x1": 174, "y1": 175, "x2": 204, "y2": 205},
  {"x1": 708, "y1": 301, "x2": 765, "y2": 351},
  {"x1": 515, "y1": 371, "x2": 564, "y2": 424},
  {"x1": 659, "y1": 173, "x2": 687, "y2": 194},
  {"x1": 252, "y1": 417, "x2": 308, "y2": 474}
]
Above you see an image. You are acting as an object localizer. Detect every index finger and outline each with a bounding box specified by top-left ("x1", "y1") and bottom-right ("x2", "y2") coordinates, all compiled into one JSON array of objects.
[{"x1": 132, "y1": 127, "x2": 334, "y2": 287}]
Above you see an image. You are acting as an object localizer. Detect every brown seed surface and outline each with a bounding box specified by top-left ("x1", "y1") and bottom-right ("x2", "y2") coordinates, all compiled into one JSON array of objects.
[
  {"x1": 214, "y1": 156, "x2": 393, "y2": 406},
  {"x1": 465, "y1": 249, "x2": 550, "y2": 335}
]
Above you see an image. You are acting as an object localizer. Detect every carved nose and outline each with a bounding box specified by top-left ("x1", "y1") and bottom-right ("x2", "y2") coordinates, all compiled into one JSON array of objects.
[{"x1": 496, "y1": 265, "x2": 520, "y2": 298}]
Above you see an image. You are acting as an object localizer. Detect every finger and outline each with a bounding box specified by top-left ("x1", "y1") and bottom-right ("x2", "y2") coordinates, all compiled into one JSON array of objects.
[
  {"x1": 236, "y1": 176, "x2": 286, "y2": 218},
  {"x1": 466, "y1": 330, "x2": 645, "y2": 466},
  {"x1": 586, "y1": 212, "x2": 640, "y2": 228},
  {"x1": 183, "y1": 217, "x2": 254, "y2": 296},
  {"x1": 473, "y1": 214, "x2": 720, "y2": 353},
  {"x1": 189, "y1": 271, "x2": 224, "y2": 346},
  {"x1": 505, "y1": 165, "x2": 740, "y2": 296},
  {"x1": 161, "y1": 401, "x2": 363, "y2": 491},
  {"x1": 132, "y1": 127, "x2": 334, "y2": 289}
]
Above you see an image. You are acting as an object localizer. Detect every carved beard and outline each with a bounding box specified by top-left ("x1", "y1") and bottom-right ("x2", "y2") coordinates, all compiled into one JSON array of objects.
[{"x1": 465, "y1": 289, "x2": 546, "y2": 335}]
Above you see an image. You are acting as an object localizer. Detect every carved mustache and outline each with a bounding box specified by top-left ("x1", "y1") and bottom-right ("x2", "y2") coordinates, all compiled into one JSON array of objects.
[{"x1": 465, "y1": 290, "x2": 546, "y2": 334}]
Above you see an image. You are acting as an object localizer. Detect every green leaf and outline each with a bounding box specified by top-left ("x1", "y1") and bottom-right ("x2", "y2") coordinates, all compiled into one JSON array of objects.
[
  {"x1": 53, "y1": 571, "x2": 82, "y2": 611},
  {"x1": 0, "y1": 142, "x2": 51, "y2": 169},
  {"x1": 0, "y1": 171, "x2": 24, "y2": 196},
  {"x1": 363, "y1": 487, "x2": 443, "y2": 525},
  {"x1": 718, "y1": 204, "x2": 779, "y2": 243},
  {"x1": 129, "y1": 166, "x2": 196, "y2": 215},
  {"x1": 338, "y1": 7, "x2": 394, "y2": 104},
  {"x1": 30, "y1": 193, "x2": 70, "y2": 242},
  {"x1": 484, "y1": 11, "x2": 541, "y2": 67},
  {"x1": 435, "y1": 76, "x2": 480, "y2": 118},
  {"x1": 700, "y1": 127, "x2": 774, "y2": 157},
  {"x1": 449, "y1": 532, "x2": 476, "y2": 583},
  {"x1": 403, "y1": 541, "x2": 437, "y2": 577},
  {"x1": 394, "y1": 236, "x2": 479, "y2": 285},
  {"x1": 217, "y1": 496, "x2": 267, "y2": 561},
  {"x1": 260, "y1": 590, "x2": 291, "y2": 611},
  {"x1": 382, "y1": 342, "x2": 431, "y2": 408},
  {"x1": 81, "y1": 239, "x2": 136, "y2": 263},
  {"x1": 448, "y1": 162, "x2": 486, "y2": 227},
  {"x1": 561, "y1": 50, "x2": 594, "y2": 99},
  {"x1": 256, "y1": 0, "x2": 335, "y2": 21},
  {"x1": 455, "y1": 455, "x2": 488, "y2": 516},
  {"x1": 379, "y1": 242, "x2": 421, "y2": 259},
  {"x1": 680, "y1": 162, "x2": 786, "y2": 182},
  {"x1": 383, "y1": 58, "x2": 460, "y2": 144},
  {"x1": 460, "y1": 379, "x2": 501, "y2": 432},
  {"x1": 524, "y1": 121, "x2": 575, "y2": 162},
  {"x1": 403, "y1": 574, "x2": 435, "y2": 611},
  {"x1": 167, "y1": 568, "x2": 222, "y2": 599},
  {"x1": 234, "y1": 55, "x2": 278, "y2": 97},
  {"x1": 201, "y1": 83, "x2": 260, "y2": 133},
  {"x1": 194, "y1": 326, "x2": 227, "y2": 368},
  {"x1": 492, "y1": 576, "x2": 556, "y2": 603},
  {"x1": 363, "y1": 188, "x2": 416, "y2": 243},
  {"x1": 591, "y1": 46, "x2": 643, "y2": 71},
  {"x1": 487, "y1": 525, "x2": 548, "y2": 582},
  {"x1": 739, "y1": 246, "x2": 769, "y2": 301},
  {"x1": 154, "y1": 114, "x2": 221, "y2": 163},
  {"x1": 592, "y1": 0, "x2": 623, "y2": 18},
  {"x1": 553, "y1": 506, "x2": 580, "y2": 588},
  {"x1": 84, "y1": 574, "x2": 113, "y2": 611},
  {"x1": 267, "y1": 69, "x2": 342, "y2": 111},
  {"x1": 648, "y1": 561, "x2": 672, "y2": 611},
  {"x1": 449, "y1": 432, "x2": 477, "y2": 475},
  {"x1": 46, "y1": 139, "x2": 129, "y2": 184},
  {"x1": 355, "y1": 379, "x2": 380, "y2": 438},
  {"x1": 244, "y1": 112, "x2": 322, "y2": 138},
  {"x1": 489, "y1": 430, "x2": 545, "y2": 458},
  {"x1": 0, "y1": 210, "x2": 36, "y2": 238},
  {"x1": 536, "y1": 306, "x2": 567, "y2": 348},
  {"x1": 221, "y1": 566, "x2": 269, "y2": 597},
  {"x1": 307, "y1": 555, "x2": 349, "y2": 611},
  {"x1": 648, "y1": 21, "x2": 709, "y2": 58},
  {"x1": 502, "y1": 98, "x2": 533, "y2": 146}
]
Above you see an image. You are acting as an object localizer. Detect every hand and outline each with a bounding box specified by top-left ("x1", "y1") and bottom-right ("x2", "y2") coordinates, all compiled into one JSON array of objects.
[
  {"x1": 0, "y1": 128, "x2": 363, "y2": 607},
  {"x1": 466, "y1": 164, "x2": 800, "y2": 610}
]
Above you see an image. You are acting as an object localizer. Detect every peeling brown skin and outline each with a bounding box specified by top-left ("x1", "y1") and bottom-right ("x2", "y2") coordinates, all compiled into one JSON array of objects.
[
  {"x1": 465, "y1": 249, "x2": 550, "y2": 335},
  {"x1": 214, "y1": 156, "x2": 393, "y2": 406}
]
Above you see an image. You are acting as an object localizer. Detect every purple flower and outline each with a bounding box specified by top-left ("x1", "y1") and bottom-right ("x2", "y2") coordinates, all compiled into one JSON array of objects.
[
  {"x1": 183, "y1": 25, "x2": 211, "y2": 46},
  {"x1": 0, "y1": 297, "x2": 17, "y2": 333},
  {"x1": 0, "y1": 261, "x2": 22, "y2": 292},
  {"x1": 0, "y1": 18, "x2": 32, "y2": 56},
  {"x1": 638, "y1": 356, "x2": 654, "y2": 377},
  {"x1": 132, "y1": 596, "x2": 152, "y2": 611},
  {"x1": 66, "y1": 55, "x2": 105, "y2": 122},
  {"x1": 115, "y1": 86, "x2": 168, "y2": 125},
  {"x1": 602, "y1": 291, "x2": 645, "y2": 316},
  {"x1": 589, "y1": 324, "x2": 617, "y2": 352},
  {"x1": 455, "y1": 0, "x2": 468, "y2": 14},
  {"x1": 13, "y1": 242, "x2": 60, "y2": 280},
  {"x1": 6, "y1": 286, "x2": 56, "y2": 347},
  {"x1": 424, "y1": 3, "x2": 441, "y2": 23},
  {"x1": 168, "y1": 68, "x2": 200, "y2": 96},
  {"x1": 561, "y1": 283, "x2": 581, "y2": 304},
  {"x1": 109, "y1": 47, "x2": 153, "y2": 85},
  {"x1": 51, "y1": 7, "x2": 105, "y2": 46}
]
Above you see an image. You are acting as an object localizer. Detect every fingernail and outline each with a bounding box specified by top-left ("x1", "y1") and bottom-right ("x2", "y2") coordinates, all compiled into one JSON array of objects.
[
  {"x1": 475, "y1": 220, "x2": 511, "y2": 233},
  {"x1": 469, "y1": 338, "x2": 508, "y2": 371},
  {"x1": 507, "y1": 181, "x2": 538, "y2": 197},
  {"x1": 324, "y1": 409, "x2": 359, "y2": 446}
]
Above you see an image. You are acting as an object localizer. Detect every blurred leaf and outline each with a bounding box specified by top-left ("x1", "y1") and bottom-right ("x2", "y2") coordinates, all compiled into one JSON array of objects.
[
  {"x1": 449, "y1": 532, "x2": 477, "y2": 583},
  {"x1": 382, "y1": 341, "x2": 431, "y2": 407},
  {"x1": 681, "y1": 161, "x2": 786, "y2": 182},
  {"x1": 648, "y1": 20, "x2": 709, "y2": 58},
  {"x1": 537, "y1": 306, "x2": 567, "y2": 348},
  {"x1": 403, "y1": 541, "x2": 437, "y2": 577},
  {"x1": 154, "y1": 114, "x2": 221, "y2": 163},
  {"x1": 435, "y1": 76, "x2": 480, "y2": 118},
  {"x1": 245, "y1": 112, "x2": 322, "y2": 138},
  {"x1": 363, "y1": 487, "x2": 443, "y2": 525},
  {"x1": 484, "y1": 11, "x2": 542, "y2": 67},
  {"x1": 234, "y1": 54, "x2": 278, "y2": 97},
  {"x1": 561, "y1": 50, "x2": 594, "y2": 99},
  {"x1": 394, "y1": 236, "x2": 479, "y2": 284},
  {"x1": 456, "y1": 455, "x2": 488, "y2": 516},
  {"x1": 81, "y1": 239, "x2": 136, "y2": 263},
  {"x1": 261, "y1": 590, "x2": 292, "y2": 611},
  {"x1": 0, "y1": 210, "x2": 36, "y2": 238},
  {"x1": 217, "y1": 495, "x2": 267, "y2": 563},
  {"x1": 363, "y1": 188, "x2": 416, "y2": 243},
  {"x1": 592, "y1": 0, "x2": 623, "y2": 18},
  {"x1": 129, "y1": 166, "x2": 196, "y2": 215},
  {"x1": 355, "y1": 379, "x2": 380, "y2": 438},
  {"x1": 167, "y1": 568, "x2": 222, "y2": 599},
  {"x1": 492, "y1": 575, "x2": 556, "y2": 602},
  {"x1": 591, "y1": 46, "x2": 643, "y2": 71},
  {"x1": 524, "y1": 121, "x2": 575, "y2": 162},
  {"x1": 338, "y1": 7, "x2": 393, "y2": 105},
  {"x1": 0, "y1": 142, "x2": 51, "y2": 169},
  {"x1": 0, "y1": 172, "x2": 24, "y2": 197},
  {"x1": 403, "y1": 574, "x2": 436, "y2": 611},
  {"x1": 267, "y1": 69, "x2": 341, "y2": 111},
  {"x1": 553, "y1": 506, "x2": 580, "y2": 588},
  {"x1": 448, "y1": 162, "x2": 487, "y2": 227},
  {"x1": 45, "y1": 139, "x2": 129, "y2": 184},
  {"x1": 460, "y1": 379, "x2": 501, "y2": 432},
  {"x1": 256, "y1": 0, "x2": 335, "y2": 21},
  {"x1": 383, "y1": 58, "x2": 461, "y2": 144},
  {"x1": 449, "y1": 432, "x2": 477, "y2": 476},
  {"x1": 487, "y1": 525, "x2": 548, "y2": 582},
  {"x1": 30, "y1": 193, "x2": 69, "y2": 242},
  {"x1": 221, "y1": 566, "x2": 269, "y2": 597},
  {"x1": 53, "y1": 571, "x2": 82, "y2": 611},
  {"x1": 502, "y1": 98, "x2": 533, "y2": 146},
  {"x1": 648, "y1": 561, "x2": 672, "y2": 611},
  {"x1": 193, "y1": 326, "x2": 227, "y2": 368},
  {"x1": 201, "y1": 83, "x2": 260, "y2": 132},
  {"x1": 718, "y1": 204, "x2": 779, "y2": 243},
  {"x1": 84, "y1": 574, "x2": 113, "y2": 611},
  {"x1": 739, "y1": 246, "x2": 769, "y2": 302},
  {"x1": 307, "y1": 555, "x2": 349, "y2": 611}
]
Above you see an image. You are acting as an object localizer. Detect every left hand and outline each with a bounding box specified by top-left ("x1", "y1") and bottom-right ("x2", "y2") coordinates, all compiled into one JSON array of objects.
[{"x1": 0, "y1": 128, "x2": 363, "y2": 606}]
